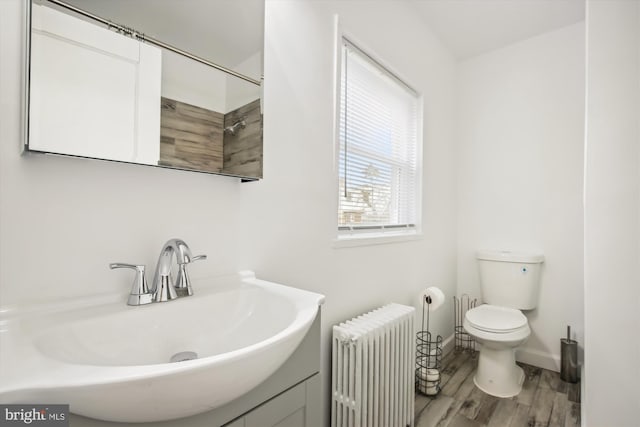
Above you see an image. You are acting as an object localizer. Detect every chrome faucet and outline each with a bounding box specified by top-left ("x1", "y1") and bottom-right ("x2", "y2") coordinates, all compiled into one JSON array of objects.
[
  {"x1": 110, "y1": 238, "x2": 207, "y2": 305},
  {"x1": 152, "y1": 238, "x2": 207, "y2": 300}
]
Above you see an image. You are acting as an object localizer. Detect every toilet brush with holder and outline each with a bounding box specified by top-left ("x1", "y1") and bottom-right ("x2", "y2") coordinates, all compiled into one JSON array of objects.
[
  {"x1": 416, "y1": 293, "x2": 443, "y2": 396},
  {"x1": 560, "y1": 325, "x2": 579, "y2": 383}
]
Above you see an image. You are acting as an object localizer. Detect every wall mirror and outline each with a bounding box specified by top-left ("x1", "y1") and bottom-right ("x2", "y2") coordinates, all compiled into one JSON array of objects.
[{"x1": 26, "y1": 0, "x2": 264, "y2": 180}]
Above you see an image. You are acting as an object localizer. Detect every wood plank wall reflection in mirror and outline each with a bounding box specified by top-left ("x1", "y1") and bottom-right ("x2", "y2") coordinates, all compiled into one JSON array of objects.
[{"x1": 26, "y1": 0, "x2": 264, "y2": 180}]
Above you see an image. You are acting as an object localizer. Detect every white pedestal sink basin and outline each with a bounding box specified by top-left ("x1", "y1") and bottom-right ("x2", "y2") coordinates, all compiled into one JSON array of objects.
[{"x1": 0, "y1": 272, "x2": 324, "y2": 423}]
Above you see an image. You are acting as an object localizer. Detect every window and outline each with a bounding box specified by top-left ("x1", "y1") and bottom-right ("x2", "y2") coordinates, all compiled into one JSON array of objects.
[{"x1": 337, "y1": 38, "x2": 420, "y2": 239}]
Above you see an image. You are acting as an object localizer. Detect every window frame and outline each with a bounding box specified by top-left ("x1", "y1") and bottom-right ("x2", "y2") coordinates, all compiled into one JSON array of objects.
[{"x1": 333, "y1": 24, "x2": 423, "y2": 247}]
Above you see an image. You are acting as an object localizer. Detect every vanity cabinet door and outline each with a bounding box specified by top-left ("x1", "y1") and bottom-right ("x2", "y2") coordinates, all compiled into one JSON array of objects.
[
  {"x1": 29, "y1": 3, "x2": 161, "y2": 164},
  {"x1": 224, "y1": 374, "x2": 321, "y2": 427}
]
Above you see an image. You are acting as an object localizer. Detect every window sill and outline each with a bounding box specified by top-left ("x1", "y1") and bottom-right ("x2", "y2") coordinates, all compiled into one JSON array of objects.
[{"x1": 332, "y1": 230, "x2": 422, "y2": 248}]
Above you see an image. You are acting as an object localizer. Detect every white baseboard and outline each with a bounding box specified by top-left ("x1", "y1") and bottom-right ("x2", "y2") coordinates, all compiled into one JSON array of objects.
[
  {"x1": 441, "y1": 333, "x2": 455, "y2": 357},
  {"x1": 440, "y1": 334, "x2": 562, "y2": 375},
  {"x1": 515, "y1": 347, "x2": 561, "y2": 372}
]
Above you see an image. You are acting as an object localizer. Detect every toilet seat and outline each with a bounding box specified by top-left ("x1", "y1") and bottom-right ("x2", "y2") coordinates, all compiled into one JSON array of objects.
[{"x1": 465, "y1": 304, "x2": 527, "y2": 333}]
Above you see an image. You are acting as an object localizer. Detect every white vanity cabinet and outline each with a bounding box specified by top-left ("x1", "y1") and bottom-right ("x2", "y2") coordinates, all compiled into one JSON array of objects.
[{"x1": 68, "y1": 312, "x2": 322, "y2": 427}]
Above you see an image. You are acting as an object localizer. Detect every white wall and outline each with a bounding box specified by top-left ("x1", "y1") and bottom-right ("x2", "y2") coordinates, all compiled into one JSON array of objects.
[
  {"x1": 2, "y1": 0, "x2": 457, "y2": 425},
  {"x1": 239, "y1": 1, "x2": 457, "y2": 423},
  {"x1": 0, "y1": 0, "x2": 242, "y2": 308},
  {"x1": 456, "y1": 23, "x2": 586, "y2": 371},
  {"x1": 584, "y1": 1, "x2": 640, "y2": 425},
  {"x1": 7, "y1": 0, "x2": 606, "y2": 424},
  {"x1": 162, "y1": 49, "x2": 228, "y2": 113},
  {"x1": 163, "y1": 49, "x2": 261, "y2": 114},
  {"x1": 225, "y1": 51, "x2": 262, "y2": 112}
]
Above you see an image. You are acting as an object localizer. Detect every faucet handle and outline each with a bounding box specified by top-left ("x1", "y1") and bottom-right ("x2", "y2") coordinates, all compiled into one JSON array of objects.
[
  {"x1": 109, "y1": 263, "x2": 153, "y2": 306},
  {"x1": 110, "y1": 262, "x2": 142, "y2": 271},
  {"x1": 175, "y1": 254, "x2": 207, "y2": 297}
]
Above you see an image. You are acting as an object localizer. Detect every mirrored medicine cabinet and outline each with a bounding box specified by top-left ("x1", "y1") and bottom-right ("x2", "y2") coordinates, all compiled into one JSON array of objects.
[{"x1": 25, "y1": 0, "x2": 264, "y2": 180}]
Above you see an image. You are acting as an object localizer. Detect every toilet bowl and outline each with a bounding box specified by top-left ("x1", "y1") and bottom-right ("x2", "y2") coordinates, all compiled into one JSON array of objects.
[{"x1": 463, "y1": 304, "x2": 531, "y2": 398}]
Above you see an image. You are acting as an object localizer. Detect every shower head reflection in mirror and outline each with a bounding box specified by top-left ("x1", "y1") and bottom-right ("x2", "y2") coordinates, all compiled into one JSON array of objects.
[{"x1": 224, "y1": 118, "x2": 247, "y2": 136}]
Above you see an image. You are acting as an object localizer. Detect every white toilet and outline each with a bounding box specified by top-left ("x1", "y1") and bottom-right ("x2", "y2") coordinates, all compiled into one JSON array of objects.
[{"x1": 463, "y1": 250, "x2": 544, "y2": 398}]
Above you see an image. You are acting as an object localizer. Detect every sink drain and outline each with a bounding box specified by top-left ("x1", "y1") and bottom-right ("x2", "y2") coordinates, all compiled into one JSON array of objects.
[{"x1": 170, "y1": 351, "x2": 198, "y2": 363}]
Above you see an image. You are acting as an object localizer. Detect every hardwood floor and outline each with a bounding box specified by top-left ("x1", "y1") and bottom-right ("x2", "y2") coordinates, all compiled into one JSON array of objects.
[{"x1": 415, "y1": 350, "x2": 581, "y2": 427}]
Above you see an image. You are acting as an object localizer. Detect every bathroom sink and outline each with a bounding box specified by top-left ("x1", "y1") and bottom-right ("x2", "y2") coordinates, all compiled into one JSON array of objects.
[{"x1": 0, "y1": 272, "x2": 324, "y2": 422}]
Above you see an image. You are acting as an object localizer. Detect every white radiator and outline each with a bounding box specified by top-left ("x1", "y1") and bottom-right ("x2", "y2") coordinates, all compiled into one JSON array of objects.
[{"x1": 331, "y1": 303, "x2": 415, "y2": 427}]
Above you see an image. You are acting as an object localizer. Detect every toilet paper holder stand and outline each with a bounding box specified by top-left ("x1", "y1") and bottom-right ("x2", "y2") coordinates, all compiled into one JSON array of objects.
[{"x1": 415, "y1": 294, "x2": 443, "y2": 396}]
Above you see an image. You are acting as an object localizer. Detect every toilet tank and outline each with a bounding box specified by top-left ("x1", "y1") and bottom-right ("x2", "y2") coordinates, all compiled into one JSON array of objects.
[{"x1": 476, "y1": 250, "x2": 544, "y2": 310}]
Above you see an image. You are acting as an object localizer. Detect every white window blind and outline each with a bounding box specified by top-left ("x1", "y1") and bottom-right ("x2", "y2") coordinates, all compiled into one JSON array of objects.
[{"x1": 338, "y1": 39, "x2": 419, "y2": 235}]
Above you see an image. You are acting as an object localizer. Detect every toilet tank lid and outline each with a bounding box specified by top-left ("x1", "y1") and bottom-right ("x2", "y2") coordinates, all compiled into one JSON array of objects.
[{"x1": 476, "y1": 250, "x2": 544, "y2": 263}]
